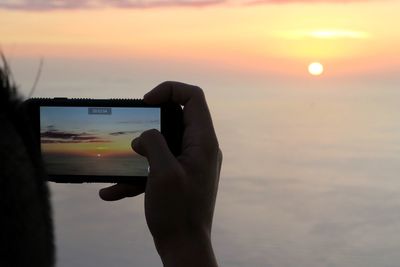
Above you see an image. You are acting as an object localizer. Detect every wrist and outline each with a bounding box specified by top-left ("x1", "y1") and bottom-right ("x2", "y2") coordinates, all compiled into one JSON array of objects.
[{"x1": 154, "y1": 230, "x2": 218, "y2": 267}]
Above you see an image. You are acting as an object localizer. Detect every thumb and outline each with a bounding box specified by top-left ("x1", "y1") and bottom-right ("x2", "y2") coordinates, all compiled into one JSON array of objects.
[{"x1": 132, "y1": 129, "x2": 177, "y2": 172}]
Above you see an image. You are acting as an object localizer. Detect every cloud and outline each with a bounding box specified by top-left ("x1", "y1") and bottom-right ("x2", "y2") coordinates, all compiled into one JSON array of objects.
[
  {"x1": 109, "y1": 130, "x2": 142, "y2": 136},
  {"x1": 41, "y1": 130, "x2": 111, "y2": 143},
  {"x1": 0, "y1": 0, "x2": 91, "y2": 11},
  {"x1": 0, "y1": 0, "x2": 224, "y2": 10},
  {"x1": 41, "y1": 130, "x2": 82, "y2": 139},
  {"x1": 117, "y1": 119, "x2": 160, "y2": 124},
  {"x1": 249, "y1": 0, "x2": 372, "y2": 3},
  {"x1": 0, "y1": 0, "x2": 373, "y2": 10},
  {"x1": 112, "y1": 0, "x2": 225, "y2": 8}
]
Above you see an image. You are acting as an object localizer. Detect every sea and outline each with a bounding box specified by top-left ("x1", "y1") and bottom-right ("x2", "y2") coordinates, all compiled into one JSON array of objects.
[{"x1": 9, "y1": 56, "x2": 400, "y2": 267}]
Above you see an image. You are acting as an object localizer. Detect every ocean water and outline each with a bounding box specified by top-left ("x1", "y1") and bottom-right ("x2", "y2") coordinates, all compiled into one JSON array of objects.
[
  {"x1": 10, "y1": 57, "x2": 400, "y2": 266},
  {"x1": 43, "y1": 153, "x2": 148, "y2": 176}
]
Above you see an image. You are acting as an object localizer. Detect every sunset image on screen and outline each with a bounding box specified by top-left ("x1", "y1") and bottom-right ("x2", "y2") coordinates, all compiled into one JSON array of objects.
[{"x1": 40, "y1": 106, "x2": 160, "y2": 176}]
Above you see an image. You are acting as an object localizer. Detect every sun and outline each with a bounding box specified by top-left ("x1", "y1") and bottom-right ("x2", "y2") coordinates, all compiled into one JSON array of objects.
[{"x1": 308, "y1": 62, "x2": 324, "y2": 76}]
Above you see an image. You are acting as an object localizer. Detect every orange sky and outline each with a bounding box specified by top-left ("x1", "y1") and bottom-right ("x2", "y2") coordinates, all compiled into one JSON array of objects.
[{"x1": 1, "y1": 1, "x2": 399, "y2": 76}]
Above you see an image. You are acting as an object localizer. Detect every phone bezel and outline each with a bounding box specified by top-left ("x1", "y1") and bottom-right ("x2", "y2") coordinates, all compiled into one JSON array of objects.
[{"x1": 24, "y1": 98, "x2": 183, "y2": 184}]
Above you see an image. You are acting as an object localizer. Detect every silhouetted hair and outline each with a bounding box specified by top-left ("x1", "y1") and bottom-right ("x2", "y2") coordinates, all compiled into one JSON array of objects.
[{"x1": 0, "y1": 55, "x2": 54, "y2": 267}]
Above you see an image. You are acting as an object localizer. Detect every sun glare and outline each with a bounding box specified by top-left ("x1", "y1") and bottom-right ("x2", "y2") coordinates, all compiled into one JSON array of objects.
[{"x1": 308, "y1": 62, "x2": 324, "y2": 76}]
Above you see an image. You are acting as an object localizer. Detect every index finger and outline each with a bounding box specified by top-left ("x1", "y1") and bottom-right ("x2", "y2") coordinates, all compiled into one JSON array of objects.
[{"x1": 144, "y1": 81, "x2": 217, "y2": 147}]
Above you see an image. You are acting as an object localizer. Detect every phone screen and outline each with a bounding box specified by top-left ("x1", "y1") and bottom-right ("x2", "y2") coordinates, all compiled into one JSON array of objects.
[{"x1": 39, "y1": 106, "x2": 160, "y2": 177}]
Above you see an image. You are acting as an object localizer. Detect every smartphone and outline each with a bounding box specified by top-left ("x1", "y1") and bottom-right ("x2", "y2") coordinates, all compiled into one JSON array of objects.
[{"x1": 24, "y1": 98, "x2": 183, "y2": 184}]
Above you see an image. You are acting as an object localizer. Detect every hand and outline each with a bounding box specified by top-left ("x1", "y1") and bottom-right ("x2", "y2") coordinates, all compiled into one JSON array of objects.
[{"x1": 99, "y1": 81, "x2": 222, "y2": 267}]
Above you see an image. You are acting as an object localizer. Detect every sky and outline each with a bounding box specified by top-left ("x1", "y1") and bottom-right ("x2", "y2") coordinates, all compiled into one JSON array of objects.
[
  {"x1": 2, "y1": 1, "x2": 400, "y2": 266},
  {"x1": 1, "y1": 0, "x2": 400, "y2": 78}
]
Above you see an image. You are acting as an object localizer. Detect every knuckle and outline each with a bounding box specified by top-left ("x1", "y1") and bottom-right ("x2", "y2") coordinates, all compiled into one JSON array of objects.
[
  {"x1": 218, "y1": 148, "x2": 223, "y2": 163},
  {"x1": 201, "y1": 137, "x2": 220, "y2": 157},
  {"x1": 159, "y1": 81, "x2": 174, "y2": 87},
  {"x1": 153, "y1": 163, "x2": 185, "y2": 180},
  {"x1": 191, "y1": 85, "x2": 206, "y2": 99},
  {"x1": 164, "y1": 164, "x2": 185, "y2": 178}
]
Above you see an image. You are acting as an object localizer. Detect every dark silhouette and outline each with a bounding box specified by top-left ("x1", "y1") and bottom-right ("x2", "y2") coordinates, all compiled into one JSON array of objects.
[
  {"x1": 0, "y1": 56, "x2": 221, "y2": 267},
  {"x1": 0, "y1": 57, "x2": 54, "y2": 267}
]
